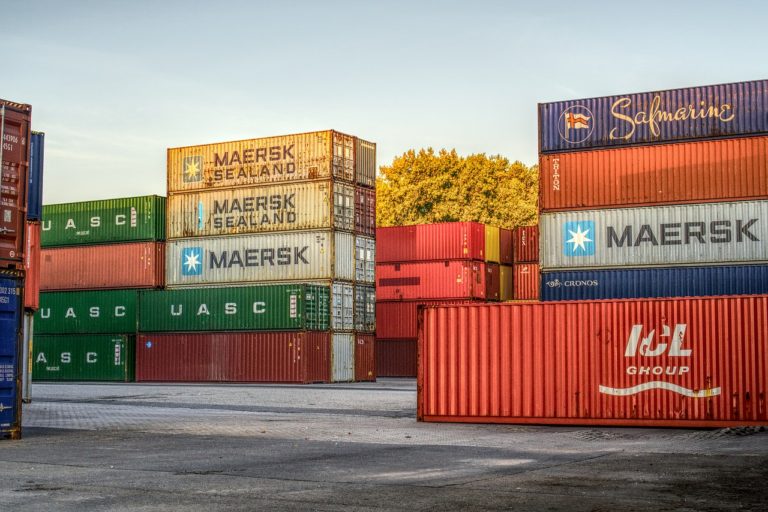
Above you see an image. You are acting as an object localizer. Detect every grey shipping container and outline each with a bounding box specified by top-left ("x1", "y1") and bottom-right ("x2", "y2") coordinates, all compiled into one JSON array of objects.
[
  {"x1": 354, "y1": 284, "x2": 375, "y2": 332},
  {"x1": 355, "y1": 236, "x2": 375, "y2": 283}
]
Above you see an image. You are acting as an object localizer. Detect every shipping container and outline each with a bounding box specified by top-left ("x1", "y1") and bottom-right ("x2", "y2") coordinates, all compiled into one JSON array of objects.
[
  {"x1": 376, "y1": 222, "x2": 486, "y2": 263},
  {"x1": 513, "y1": 226, "x2": 539, "y2": 263},
  {"x1": 32, "y1": 335, "x2": 134, "y2": 382},
  {"x1": 499, "y1": 265, "x2": 514, "y2": 301},
  {"x1": 165, "y1": 230, "x2": 355, "y2": 287},
  {"x1": 21, "y1": 312, "x2": 33, "y2": 403},
  {"x1": 485, "y1": 262, "x2": 500, "y2": 301},
  {"x1": 355, "y1": 236, "x2": 375, "y2": 283},
  {"x1": 24, "y1": 221, "x2": 41, "y2": 310},
  {"x1": 540, "y1": 136, "x2": 768, "y2": 212},
  {"x1": 331, "y1": 282, "x2": 354, "y2": 331},
  {"x1": 541, "y1": 264, "x2": 768, "y2": 301},
  {"x1": 355, "y1": 334, "x2": 375, "y2": 382},
  {"x1": 499, "y1": 228, "x2": 513, "y2": 264},
  {"x1": 355, "y1": 138, "x2": 376, "y2": 188},
  {"x1": 355, "y1": 186, "x2": 376, "y2": 236},
  {"x1": 27, "y1": 131, "x2": 44, "y2": 221},
  {"x1": 539, "y1": 79, "x2": 768, "y2": 153},
  {"x1": 376, "y1": 339, "x2": 416, "y2": 377},
  {"x1": 354, "y1": 284, "x2": 375, "y2": 332},
  {"x1": 331, "y1": 333, "x2": 354, "y2": 382},
  {"x1": 35, "y1": 290, "x2": 138, "y2": 334},
  {"x1": 418, "y1": 296, "x2": 768, "y2": 427},
  {"x1": 40, "y1": 242, "x2": 164, "y2": 291},
  {"x1": 541, "y1": 200, "x2": 768, "y2": 270},
  {"x1": 0, "y1": 99, "x2": 31, "y2": 269},
  {"x1": 376, "y1": 260, "x2": 490, "y2": 301},
  {"x1": 514, "y1": 263, "x2": 540, "y2": 301},
  {"x1": 139, "y1": 284, "x2": 330, "y2": 332},
  {"x1": 484, "y1": 226, "x2": 500, "y2": 263},
  {"x1": 0, "y1": 276, "x2": 22, "y2": 439},
  {"x1": 166, "y1": 180, "x2": 358, "y2": 238},
  {"x1": 375, "y1": 300, "x2": 474, "y2": 339},
  {"x1": 136, "y1": 332, "x2": 330, "y2": 383},
  {"x1": 332, "y1": 131, "x2": 355, "y2": 183},
  {"x1": 41, "y1": 195, "x2": 165, "y2": 247}
]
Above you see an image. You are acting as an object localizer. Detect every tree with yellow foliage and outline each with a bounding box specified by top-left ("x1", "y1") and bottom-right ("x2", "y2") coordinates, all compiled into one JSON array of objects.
[{"x1": 376, "y1": 148, "x2": 538, "y2": 229}]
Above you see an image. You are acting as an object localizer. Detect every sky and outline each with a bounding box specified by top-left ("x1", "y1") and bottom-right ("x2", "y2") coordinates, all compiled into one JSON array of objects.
[{"x1": 2, "y1": 0, "x2": 767, "y2": 204}]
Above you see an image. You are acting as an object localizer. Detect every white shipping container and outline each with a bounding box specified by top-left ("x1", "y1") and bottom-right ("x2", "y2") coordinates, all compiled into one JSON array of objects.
[
  {"x1": 354, "y1": 284, "x2": 375, "y2": 332},
  {"x1": 332, "y1": 282, "x2": 354, "y2": 331},
  {"x1": 355, "y1": 236, "x2": 375, "y2": 283},
  {"x1": 331, "y1": 333, "x2": 355, "y2": 382},
  {"x1": 165, "y1": 230, "x2": 355, "y2": 287},
  {"x1": 540, "y1": 200, "x2": 768, "y2": 270}
]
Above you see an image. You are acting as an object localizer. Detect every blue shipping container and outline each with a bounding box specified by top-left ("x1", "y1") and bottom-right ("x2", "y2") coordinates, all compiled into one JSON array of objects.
[
  {"x1": 541, "y1": 265, "x2": 768, "y2": 301},
  {"x1": 28, "y1": 132, "x2": 45, "y2": 221},
  {"x1": 0, "y1": 276, "x2": 22, "y2": 439},
  {"x1": 539, "y1": 79, "x2": 768, "y2": 153}
]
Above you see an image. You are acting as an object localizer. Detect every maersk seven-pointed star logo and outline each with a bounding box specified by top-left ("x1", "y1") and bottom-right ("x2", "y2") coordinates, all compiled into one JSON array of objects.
[
  {"x1": 563, "y1": 221, "x2": 595, "y2": 256},
  {"x1": 182, "y1": 156, "x2": 203, "y2": 183},
  {"x1": 181, "y1": 247, "x2": 203, "y2": 276}
]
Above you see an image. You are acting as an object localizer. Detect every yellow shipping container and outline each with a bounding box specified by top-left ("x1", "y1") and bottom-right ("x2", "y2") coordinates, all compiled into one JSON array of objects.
[
  {"x1": 484, "y1": 225, "x2": 500, "y2": 263},
  {"x1": 499, "y1": 265, "x2": 514, "y2": 301}
]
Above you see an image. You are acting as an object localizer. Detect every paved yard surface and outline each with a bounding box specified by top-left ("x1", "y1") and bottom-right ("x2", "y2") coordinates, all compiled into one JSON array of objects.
[{"x1": 1, "y1": 379, "x2": 766, "y2": 511}]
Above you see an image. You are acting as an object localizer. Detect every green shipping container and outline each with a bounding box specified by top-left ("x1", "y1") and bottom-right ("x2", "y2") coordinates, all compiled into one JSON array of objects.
[
  {"x1": 32, "y1": 335, "x2": 135, "y2": 382},
  {"x1": 139, "y1": 284, "x2": 330, "y2": 332},
  {"x1": 42, "y1": 195, "x2": 165, "y2": 247},
  {"x1": 36, "y1": 290, "x2": 139, "y2": 334}
]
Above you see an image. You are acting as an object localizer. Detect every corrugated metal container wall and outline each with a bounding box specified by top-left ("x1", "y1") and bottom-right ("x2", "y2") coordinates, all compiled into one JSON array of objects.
[
  {"x1": 376, "y1": 223, "x2": 486, "y2": 263},
  {"x1": 499, "y1": 265, "x2": 514, "y2": 301},
  {"x1": 136, "y1": 332, "x2": 330, "y2": 383},
  {"x1": 32, "y1": 335, "x2": 134, "y2": 382},
  {"x1": 499, "y1": 229, "x2": 513, "y2": 264},
  {"x1": 485, "y1": 262, "x2": 500, "y2": 301},
  {"x1": 40, "y1": 242, "x2": 165, "y2": 291},
  {"x1": 354, "y1": 334, "x2": 375, "y2": 382},
  {"x1": 27, "y1": 131, "x2": 44, "y2": 221},
  {"x1": 331, "y1": 333, "x2": 354, "y2": 382},
  {"x1": 138, "y1": 284, "x2": 330, "y2": 332},
  {"x1": 331, "y1": 282, "x2": 354, "y2": 331},
  {"x1": 376, "y1": 339, "x2": 417, "y2": 377},
  {"x1": 513, "y1": 226, "x2": 539, "y2": 263},
  {"x1": 355, "y1": 236, "x2": 375, "y2": 283},
  {"x1": 541, "y1": 264, "x2": 768, "y2": 301},
  {"x1": 23, "y1": 222, "x2": 41, "y2": 310},
  {"x1": 514, "y1": 264, "x2": 540, "y2": 300},
  {"x1": 164, "y1": 230, "x2": 355, "y2": 287},
  {"x1": 541, "y1": 200, "x2": 768, "y2": 270},
  {"x1": 167, "y1": 131, "x2": 336, "y2": 193},
  {"x1": 418, "y1": 297, "x2": 768, "y2": 427},
  {"x1": 355, "y1": 187, "x2": 375, "y2": 236},
  {"x1": 484, "y1": 226, "x2": 500, "y2": 263},
  {"x1": 0, "y1": 100, "x2": 30, "y2": 269},
  {"x1": 354, "y1": 285, "x2": 375, "y2": 332},
  {"x1": 41, "y1": 195, "x2": 166, "y2": 247},
  {"x1": 0, "y1": 276, "x2": 22, "y2": 439},
  {"x1": 376, "y1": 300, "x2": 474, "y2": 339},
  {"x1": 355, "y1": 138, "x2": 376, "y2": 188},
  {"x1": 35, "y1": 290, "x2": 138, "y2": 334},
  {"x1": 540, "y1": 136, "x2": 768, "y2": 212},
  {"x1": 539, "y1": 79, "x2": 768, "y2": 153},
  {"x1": 376, "y1": 261, "x2": 489, "y2": 301}
]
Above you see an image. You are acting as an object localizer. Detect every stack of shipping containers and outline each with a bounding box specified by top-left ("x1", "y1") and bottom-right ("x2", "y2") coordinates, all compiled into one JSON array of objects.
[
  {"x1": 375, "y1": 222, "x2": 509, "y2": 377},
  {"x1": 136, "y1": 130, "x2": 376, "y2": 383},
  {"x1": 33, "y1": 196, "x2": 166, "y2": 382}
]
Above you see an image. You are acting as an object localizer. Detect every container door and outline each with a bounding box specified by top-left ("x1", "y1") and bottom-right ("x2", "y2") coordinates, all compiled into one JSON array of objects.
[
  {"x1": 0, "y1": 277, "x2": 22, "y2": 438},
  {"x1": 331, "y1": 333, "x2": 354, "y2": 382}
]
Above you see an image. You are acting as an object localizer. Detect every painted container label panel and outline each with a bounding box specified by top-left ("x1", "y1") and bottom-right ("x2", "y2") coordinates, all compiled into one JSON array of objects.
[
  {"x1": 0, "y1": 277, "x2": 21, "y2": 435},
  {"x1": 35, "y1": 290, "x2": 139, "y2": 334},
  {"x1": 32, "y1": 335, "x2": 135, "y2": 382}
]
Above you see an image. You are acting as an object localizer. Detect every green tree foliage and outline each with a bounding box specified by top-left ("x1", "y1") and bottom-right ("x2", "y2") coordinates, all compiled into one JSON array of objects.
[{"x1": 376, "y1": 148, "x2": 538, "y2": 229}]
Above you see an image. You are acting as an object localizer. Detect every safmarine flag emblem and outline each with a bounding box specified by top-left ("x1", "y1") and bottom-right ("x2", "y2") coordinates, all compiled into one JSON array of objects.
[{"x1": 558, "y1": 105, "x2": 594, "y2": 144}]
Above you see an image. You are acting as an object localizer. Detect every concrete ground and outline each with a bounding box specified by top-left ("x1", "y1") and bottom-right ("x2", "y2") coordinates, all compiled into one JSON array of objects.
[{"x1": 1, "y1": 379, "x2": 767, "y2": 511}]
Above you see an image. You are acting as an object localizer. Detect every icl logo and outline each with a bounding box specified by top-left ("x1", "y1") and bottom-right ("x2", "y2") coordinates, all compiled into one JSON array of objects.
[
  {"x1": 563, "y1": 220, "x2": 595, "y2": 256},
  {"x1": 181, "y1": 247, "x2": 203, "y2": 276}
]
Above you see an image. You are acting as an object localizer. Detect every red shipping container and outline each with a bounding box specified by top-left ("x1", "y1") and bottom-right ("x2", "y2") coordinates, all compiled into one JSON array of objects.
[
  {"x1": 539, "y1": 136, "x2": 768, "y2": 212},
  {"x1": 0, "y1": 99, "x2": 31, "y2": 269},
  {"x1": 23, "y1": 221, "x2": 41, "y2": 310},
  {"x1": 376, "y1": 300, "x2": 475, "y2": 339},
  {"x1": 376, "y1": 260, "x2": 489, "y2": 300},
  {"x1": 499, "y1": 228, "x2": 513, "y2": 264},
  {"x1": 513, "y1": 263, "x2": 539, "y2": 300},
  {"x1": 418, "y1": 296, "x2": 768, "y2": 427},
  {"x1": 512, "y1": 226, "x2": 538, "y2": 263},
  {"x1": 136, "y1": 332, "x2": 330, "y2": 383},
  {"x1": 355, "y1": 334, "x2": 376, "y2": 381},
  {"x1": 41, "y1": 242, "x2": 165, "y2": 291},
  {"x1": 376, "y1": 339, "x2": 417, "y2": 377},
  {"x1": 376, "y1": 222, "x2": 485, "y2": 263},
  {"x1": 355, "y1": 187, "x2": 375, "y2": 237},
  {"x1": 485, "y1": 262, "x2": 500, "y2": 301}
]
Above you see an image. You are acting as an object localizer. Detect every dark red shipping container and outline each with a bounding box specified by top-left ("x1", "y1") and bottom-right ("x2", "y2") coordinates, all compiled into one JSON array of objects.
[
  {"x1": 376, "y1": 260, "x2": 490, "y2": 300},
  {"x1": 376, "y1": 300, "x2": 475, "y2": 339},
  {"x1": 485, "y1": 262, "x2": 500, "y2": 301},
  {"x1": 0, "y1": 99, "x2": 31, "y2": 269},
  {"x1": 355, "y1": 334, "x2": 376, "y2": 381},
  {"x1": 376, "y1": 339, "x2": 417, "y2": 377},
  {"x1": 512, "y1": 226, "x2": 538, "y2": 263},
  {"x1": 499, "y1": 228, "x2": 513, "y2": 264},
  {"x1": 40, "y1": 241, "x2": 165, "y2": 291},
  {"x1": 376, "y1": 222, "x2": 485, "y2": 263},
  {"x1": 355, "y1": 187, "x2": 375, "y2": 237},
  {"x1": 419, "y1": 297, "x2": 768, "y2": 427},
  {"x1": 540, "y1": 136, "x2": 768, "y2": 212},
  {"x1": 513, "y1": 263, "x2": 539, "y2": 300},
  {"x1": 136, "y1": 332, "x2": 330, "y2": 383},
  {"x1": 23, "y1": 221, "x2": 41, "y2": 310}
]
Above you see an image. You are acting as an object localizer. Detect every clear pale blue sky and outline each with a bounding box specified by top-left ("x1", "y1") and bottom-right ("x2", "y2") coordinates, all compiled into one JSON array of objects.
[{"x1": 3, "y1": 0, "x2": 767, "y2": 203}]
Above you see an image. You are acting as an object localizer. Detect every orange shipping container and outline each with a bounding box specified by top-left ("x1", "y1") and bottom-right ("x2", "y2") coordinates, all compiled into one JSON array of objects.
[
  {"x1": 513, "y1": 263, "x2": 539, "y2": 300},
  {"x1": 23, "y1": 221, "x2": 41, "y2": 310}
]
